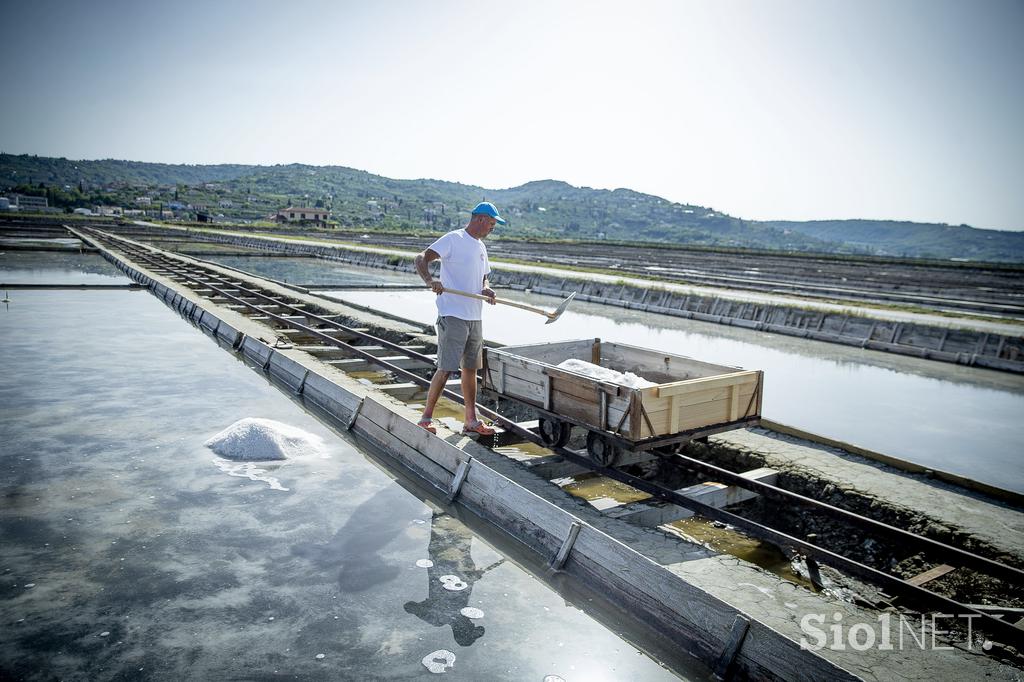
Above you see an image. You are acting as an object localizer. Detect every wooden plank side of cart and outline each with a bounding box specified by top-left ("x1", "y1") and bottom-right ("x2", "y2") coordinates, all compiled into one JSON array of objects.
[
  {"x1": 484, "y1": 345, "x2": 634, "y2": 434},
  {"x1": 635, "y1": 370, "x2": 762, "y2": 440},
  {"x1": 599, "y1": 341, "x2": 747, "y2": 381}
]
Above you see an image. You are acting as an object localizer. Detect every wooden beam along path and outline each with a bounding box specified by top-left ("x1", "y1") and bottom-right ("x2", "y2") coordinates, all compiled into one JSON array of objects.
[
  {"x1": 326, "y1": 354, "x2": 436, "y2": 372},
  {"x1": 293, "y1": 344, "x2": 421, "y2": 358},
  {"x1": 278, "y1": 328, "x2": 365, "y2": 344}
]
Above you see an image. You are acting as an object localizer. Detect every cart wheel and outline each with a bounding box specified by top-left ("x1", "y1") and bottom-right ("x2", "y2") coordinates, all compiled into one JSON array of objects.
[
  {"x1": 538, "y1": 417, "x2": 572, "y2": 448},
  {"x1": 586, "y1": 431, "x2": 620, "y2": 467}
]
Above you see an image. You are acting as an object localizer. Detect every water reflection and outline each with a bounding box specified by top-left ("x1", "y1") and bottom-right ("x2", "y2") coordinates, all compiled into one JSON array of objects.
[
  {"x1": 405, "y1": 511, "x2": 504, "y2": 646},
  {"x1": 293, "y1": 481, "x2": 420, "y2": 592}
]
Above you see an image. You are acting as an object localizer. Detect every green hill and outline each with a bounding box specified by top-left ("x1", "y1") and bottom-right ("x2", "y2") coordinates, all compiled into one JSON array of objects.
[
  {"x1": 762, "y1": 219, "x2": 1024, "y2": 262},
  {"x1": 3, "y1": 153, "x2": 1021, "y2": 262},
  {"x1": 0, "y1": 154, "x2": 256, "y2": 187}
]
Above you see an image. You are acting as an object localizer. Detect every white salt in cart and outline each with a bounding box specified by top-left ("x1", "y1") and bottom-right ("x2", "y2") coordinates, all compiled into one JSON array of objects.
[{"x1": 482, "y1": 338, "x2": 763, "y2": 465}]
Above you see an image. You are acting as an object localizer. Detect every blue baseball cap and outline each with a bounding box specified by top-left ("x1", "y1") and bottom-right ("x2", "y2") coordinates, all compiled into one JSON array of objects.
[{"x1": 471, "y1": 201, "x2": 506, "y2": 225}]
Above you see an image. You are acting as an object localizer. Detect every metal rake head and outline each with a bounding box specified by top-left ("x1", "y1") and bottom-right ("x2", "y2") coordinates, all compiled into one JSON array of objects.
[{"x1": 545, "y1": 292, "x2": 576, "y2": 324}]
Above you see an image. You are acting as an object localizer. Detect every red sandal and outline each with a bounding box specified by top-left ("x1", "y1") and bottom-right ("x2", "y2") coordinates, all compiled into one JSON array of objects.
[{"x1": 462, "y1": 421, "x2": 495, "y2": 436}]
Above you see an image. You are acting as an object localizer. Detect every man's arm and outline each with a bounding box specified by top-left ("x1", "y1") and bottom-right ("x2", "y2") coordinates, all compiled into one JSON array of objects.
[
  {"x1": 415, "y1": 249, "x2": 444, "y2": 294},
  {"x1": 481, "y1": 275, "x2": 496, "y2": 304}
]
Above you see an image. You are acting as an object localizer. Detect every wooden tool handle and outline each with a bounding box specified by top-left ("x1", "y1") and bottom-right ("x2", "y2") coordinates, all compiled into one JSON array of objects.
[{"x1": 442, "y1": 288, "x2": 552, "y2": 317}]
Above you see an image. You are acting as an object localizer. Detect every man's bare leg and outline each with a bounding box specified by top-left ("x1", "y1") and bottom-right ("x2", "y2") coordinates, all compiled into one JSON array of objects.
[
  {"x1": 421, "y1": 368, "x2": 451, "y2": 422},
  {"x1": 460, "y1": 369, "x2": 494, "y2": 435},
  {"x1": 461, "y1": 369, "x2": 478, "y2": 425}
]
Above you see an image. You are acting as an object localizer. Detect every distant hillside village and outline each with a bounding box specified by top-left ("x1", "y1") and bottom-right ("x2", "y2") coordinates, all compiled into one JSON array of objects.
[
  {"x1": 0, "y1": 174, "x2": 459, "y2": 231},
  {"x1": 0, "y1": 155, "x2": 726, "y2": 238},
  {"x1": 0, "y1": 187, "x2": 335, "y2": 228}
]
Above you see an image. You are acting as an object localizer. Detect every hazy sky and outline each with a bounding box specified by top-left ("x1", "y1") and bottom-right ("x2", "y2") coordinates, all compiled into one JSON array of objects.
[{"x1": 2, "y1": 0, "x2": 1022, "y2": 230}]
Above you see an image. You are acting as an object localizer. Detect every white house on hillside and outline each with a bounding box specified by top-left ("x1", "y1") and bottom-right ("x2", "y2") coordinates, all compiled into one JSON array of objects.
[{"x1": 276, "y1": 207, "x2": 328, "y2": 226}]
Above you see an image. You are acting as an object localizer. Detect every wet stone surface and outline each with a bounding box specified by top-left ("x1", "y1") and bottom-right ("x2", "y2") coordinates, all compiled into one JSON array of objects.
[{"x1": 0, "y1": 287, "x2": 694, "y2": 680}]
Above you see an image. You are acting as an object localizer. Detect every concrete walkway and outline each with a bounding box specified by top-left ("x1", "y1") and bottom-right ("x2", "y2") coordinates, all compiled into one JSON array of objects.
[{"x1": 714, "y1": 428, "x2": 1024, "y2": 562}]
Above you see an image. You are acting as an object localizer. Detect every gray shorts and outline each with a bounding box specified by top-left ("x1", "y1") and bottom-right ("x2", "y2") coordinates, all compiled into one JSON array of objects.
[{"x1": 436, "y1": 316, "x2": 483, "y2": 371}]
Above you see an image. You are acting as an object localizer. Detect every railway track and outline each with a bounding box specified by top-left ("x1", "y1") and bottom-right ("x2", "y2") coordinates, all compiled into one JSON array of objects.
[{"x1": 79, "y1": 226, "x2": 1024, "y2": 653}]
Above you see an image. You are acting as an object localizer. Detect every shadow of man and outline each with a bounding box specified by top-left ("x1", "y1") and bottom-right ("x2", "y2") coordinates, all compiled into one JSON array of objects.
[{"x1": 404, "y1": 511, "x2": 503, "y2": 647}]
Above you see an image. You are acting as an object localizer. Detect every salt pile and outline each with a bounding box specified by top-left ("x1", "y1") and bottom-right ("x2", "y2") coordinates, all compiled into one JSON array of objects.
[
  {"x1": 204, "y1": 418, "x2": 325, "y2": 461},
  {"x1": 556, "y1": 359, "x2": 657, "y2": 389}
]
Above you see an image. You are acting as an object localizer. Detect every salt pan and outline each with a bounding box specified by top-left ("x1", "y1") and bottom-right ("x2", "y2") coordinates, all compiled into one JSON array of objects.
[
  {"x1": 556, "y1": 359, "x2": 657, "y2": 389},
  {"x1": 204, "y1": 418, "x2": 325, "y2": 461}
]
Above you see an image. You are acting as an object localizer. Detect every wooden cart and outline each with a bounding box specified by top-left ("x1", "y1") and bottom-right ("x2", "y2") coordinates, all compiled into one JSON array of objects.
[{"x1": 482, "y1": 338, "x2": 762, "y2": 465}]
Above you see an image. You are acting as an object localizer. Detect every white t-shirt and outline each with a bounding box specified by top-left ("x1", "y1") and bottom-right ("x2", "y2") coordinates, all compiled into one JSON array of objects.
[{"x1": 427, "y1": 229, "x2": 491, "y2": 320}]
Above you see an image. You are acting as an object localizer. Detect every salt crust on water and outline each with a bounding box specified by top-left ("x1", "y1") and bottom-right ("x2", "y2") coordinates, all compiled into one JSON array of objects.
[
  {"x1": 556, "y1": 359, "x2": 657, "y2": 389},
  {"x1": 204, "y1": 418, "x2": 325, "y2": 461}
]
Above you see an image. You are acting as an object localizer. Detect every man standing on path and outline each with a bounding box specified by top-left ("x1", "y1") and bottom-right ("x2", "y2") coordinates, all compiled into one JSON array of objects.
[{"x1": 413, "y1": 202, "x2": 505, "y2": 435}]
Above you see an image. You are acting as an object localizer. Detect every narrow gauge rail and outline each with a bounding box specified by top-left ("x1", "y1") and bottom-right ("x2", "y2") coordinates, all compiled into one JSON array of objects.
[{"x1": 80, "y1": 227, "x2": 1024, "y2": 651}]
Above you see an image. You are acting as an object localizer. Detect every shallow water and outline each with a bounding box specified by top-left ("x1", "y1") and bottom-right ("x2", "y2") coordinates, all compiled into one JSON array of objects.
[
  {"x1": 0, "y1": 287, "x2": 699, "y2": 680},
  {"x1": 560, "y1": 475, "x2": 652, "y2": 507},
  {"x1": 0, "y1": 250, "x2": 131, "y2": 285},
  {"x1": 336, "y1": 288, "x2": 1024, "y2": 493},
  {"x1": 666, "y1": 517, "x2": 809, "y2": 587}
]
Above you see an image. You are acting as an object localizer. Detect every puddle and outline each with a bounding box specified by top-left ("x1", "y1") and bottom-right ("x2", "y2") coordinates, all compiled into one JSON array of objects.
[
  {"x1": 560, "y1": 473, "x2": 652, "y2": 506},
  {"x1": 406, "y1": 400, "x2": 467, "y2": 421},
  {"x1": 666, "y1": 516, "x2": 810, "y2": 587},
  {"x1": 494, "y1": 441, "x2": 552, "y2": 460},
  {"x1": 346, "y1": 369, "x2": 397, "y2": 385}
]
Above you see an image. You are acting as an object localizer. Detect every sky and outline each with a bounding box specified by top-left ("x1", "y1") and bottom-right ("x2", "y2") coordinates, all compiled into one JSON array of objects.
[{"x1": 2, "y1": 0, "x2": 1022, "y2": 230}]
